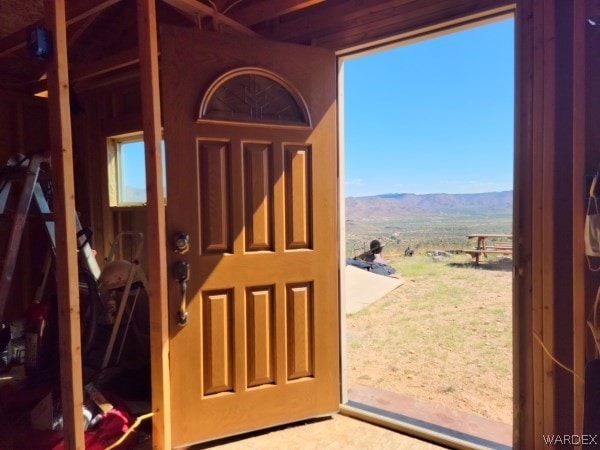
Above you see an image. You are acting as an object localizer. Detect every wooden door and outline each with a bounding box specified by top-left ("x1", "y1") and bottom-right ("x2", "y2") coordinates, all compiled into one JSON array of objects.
[{"x1": 160, "y1": 26, "x2": 339, "y2": 447}]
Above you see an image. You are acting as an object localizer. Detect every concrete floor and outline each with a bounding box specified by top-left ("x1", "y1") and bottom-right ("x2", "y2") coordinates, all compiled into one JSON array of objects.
[{"x1": 190, "y1": 414, "x2": 445, "y2": 450}]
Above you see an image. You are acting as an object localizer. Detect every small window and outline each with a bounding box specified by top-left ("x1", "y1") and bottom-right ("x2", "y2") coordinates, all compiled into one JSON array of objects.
[{"x1": 107, "y1": 134, "x2": 166, "y2": 207}]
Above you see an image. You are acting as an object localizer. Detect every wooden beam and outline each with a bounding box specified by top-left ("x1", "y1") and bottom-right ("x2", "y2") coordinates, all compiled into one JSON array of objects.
[
  {"x1": 254, "y1": 0, "x2": 514, "y2": 45},
  {"x1": 513, "y1": 0, "x2": 535, "y2": 446},
  {"x1": 572, "y1": 0, "x2": 586, "y2": 437},
  {"x1": 25, "y1": 48, "x2": 141, "y2": 93},
  {"x1": 540, "y1": 0, "x2": 556, "y2": 440},
  {"x1": 334, "y1": 6, "x2": 514, "y2": 56},
  {"x1": 65, "y1": 0, "x2": 122, "y2": 24},
  {"x1": 0, "y1": 20, "x2": 41, "y2": 58},
  {"x1": 255, "y1": 0, "x2": 418, "y2": 42},
  {"x1": 0, "y1": 0, "x2": 122, "y2": 58},
  {"x1": 162, "y1": 0, "x2": 260, "y2": 36},
  {"x1": 136, "y1": 0, "x2": 172, "y2": 448},
  {"x1": 529, "y1": 0, "x2": 554, "y2": 443},
  {"x1": 0, "y1": 87, "x2": 40, "y2": 100},
  {"x1": 67, "y1": 14, "x2": 100, "y2": 47},
  {"x1": 44, "y1": 0, "x2": 85, "y2": 449},
  {"x1": 70, "y1": 47, "x2": 140, "y2": 82},
  {"x1": 227, "y1": 0, "x2": 326, "y2": 27},
  {"x1": 26, "y1": 9, "x2": 106, "y2": 99}
]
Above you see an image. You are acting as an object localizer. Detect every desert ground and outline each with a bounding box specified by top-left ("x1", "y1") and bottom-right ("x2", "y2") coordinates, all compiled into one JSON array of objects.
[{"x1": 346, "y1": 252, "x2": 513, "y2": 425}]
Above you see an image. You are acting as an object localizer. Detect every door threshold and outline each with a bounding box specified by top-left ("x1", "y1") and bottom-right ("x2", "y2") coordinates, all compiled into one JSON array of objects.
[{"x1": 342, "y1": 385, "x2": 512, "y2": 450}]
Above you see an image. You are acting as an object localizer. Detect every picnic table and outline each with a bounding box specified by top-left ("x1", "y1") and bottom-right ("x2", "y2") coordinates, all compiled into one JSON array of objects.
[{"x1": 464, "y1": 233, "x2": 513, "y2": 264}]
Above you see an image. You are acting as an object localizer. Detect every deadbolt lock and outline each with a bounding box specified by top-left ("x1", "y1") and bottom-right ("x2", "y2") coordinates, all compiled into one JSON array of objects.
[{"x1": 173, "y1": 232, "x2": 190, "y2": 254}]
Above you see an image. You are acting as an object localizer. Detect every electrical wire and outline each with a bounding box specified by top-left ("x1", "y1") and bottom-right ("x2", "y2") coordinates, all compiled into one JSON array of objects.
[
  {"x1": 586, "y1": 172, "x2": 600, "y2": 272},
  {"x1": 532, "y1": 332, "x2": 584, "y2": 383},
  {"x1": 223, "y1": 0, "x2": 244, "y2": 15},
  {"x1": 105, "y1": 411, "x2": 154, "y2": 450}
]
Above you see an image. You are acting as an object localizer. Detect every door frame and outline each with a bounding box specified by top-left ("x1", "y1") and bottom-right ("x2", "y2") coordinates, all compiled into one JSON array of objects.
[
  {"x1": 336, "y1": 1, "x2": 588, "y2": 446},
  {"x1": 335, "y1": 10, "x2": 519, "y2": 449}
]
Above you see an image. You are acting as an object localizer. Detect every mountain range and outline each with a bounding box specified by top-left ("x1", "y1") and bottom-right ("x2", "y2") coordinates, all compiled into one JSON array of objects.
[{"x1": 345, "y1": 191, "x2": 513, "y2": 220}]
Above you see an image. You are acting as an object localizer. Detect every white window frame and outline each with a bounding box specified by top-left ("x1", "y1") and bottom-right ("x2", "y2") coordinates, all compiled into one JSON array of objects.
[{"x1": 107, "y1": 132, "x2": 166, "y2": 207}]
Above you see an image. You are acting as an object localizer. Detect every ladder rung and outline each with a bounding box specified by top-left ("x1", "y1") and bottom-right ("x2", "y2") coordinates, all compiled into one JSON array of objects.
[
  {"x1": 0, "y1": 212, "x2": 54, "y2": 221},
  {"x1": 0, "y1": 165, "x2": 28, "y2": 180}
]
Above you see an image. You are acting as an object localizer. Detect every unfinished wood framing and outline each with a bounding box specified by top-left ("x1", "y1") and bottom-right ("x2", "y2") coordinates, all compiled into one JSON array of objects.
[
  {"x1": 227, "y1": 0, "x2": 326, "y2": 27},
  {"x1": 572, "y1": 0, "x2": 586, "y2": 437},
  {"x1": 515, "y1": 0, "x2": 590, "y2": 445},
  {"x1": 136, "y1": 0, "x2": 172, "y2": 448},
  {"x1": 518, "y1": 0, "x2": 560, "y2": 443},
  {"x1": 162, "y1": 0, "x2": 259, "y2": 36},
  {"x1": 336, "y1": 5, "x2": 514, "y2": 59},
  {"x1": 253, "y1": 0, "x2": 514, "y2": 50},
  {"x1": 0, "y1": 0, "x2": 122, "y2": 59},
  {"x1": 45, "y1": 0, "x2": 85, "y2": 448},
  {"x1": 538, "y1": 0, "x2": 556, "y2": 440},
  {"x1": 2, "y1": 0, "x2": 597, "y2": 447},
  {"x1": 514, "y1": 0, "x2": 534, "y2": 446}
]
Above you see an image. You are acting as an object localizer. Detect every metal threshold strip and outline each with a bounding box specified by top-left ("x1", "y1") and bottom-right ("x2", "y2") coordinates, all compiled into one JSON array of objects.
[{"x1": 340, "y1": 401, "x2": 512, "y2": 450}]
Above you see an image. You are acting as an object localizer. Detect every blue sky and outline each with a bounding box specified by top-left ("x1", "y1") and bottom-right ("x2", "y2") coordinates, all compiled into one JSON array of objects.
[{"x1": 343, "y1": 18, "x2": 514, "y2": 198}]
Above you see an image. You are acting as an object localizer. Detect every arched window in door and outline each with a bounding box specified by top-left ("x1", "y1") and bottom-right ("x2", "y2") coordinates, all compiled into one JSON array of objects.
[{"x1": 198, "y1": 67, "x2": 311, "y2": 127}]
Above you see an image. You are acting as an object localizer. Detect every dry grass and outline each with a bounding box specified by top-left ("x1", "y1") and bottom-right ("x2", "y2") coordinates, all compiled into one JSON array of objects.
[{"x1": 346, "y1": 252, "x2": 513, "y2": 425}]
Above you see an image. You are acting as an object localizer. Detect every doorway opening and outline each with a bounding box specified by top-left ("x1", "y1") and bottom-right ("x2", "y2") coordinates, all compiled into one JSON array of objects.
[{"x1": 340, "y1": 17, "x2": 515, "y2": 447}]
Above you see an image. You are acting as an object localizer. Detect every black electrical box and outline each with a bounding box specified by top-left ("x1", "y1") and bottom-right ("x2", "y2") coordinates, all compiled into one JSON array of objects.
[{"x1": 27, "y1": 26, "x2": 52, "y2": 60}]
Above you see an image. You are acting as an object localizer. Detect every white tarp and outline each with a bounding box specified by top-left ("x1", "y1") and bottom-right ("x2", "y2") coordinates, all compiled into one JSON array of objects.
[{"x1": 344, "y1": 265, "x2": 404, "y2": 314}]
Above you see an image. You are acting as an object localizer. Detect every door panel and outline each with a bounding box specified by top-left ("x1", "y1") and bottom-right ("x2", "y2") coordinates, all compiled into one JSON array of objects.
[{"x1": 161, "y1": 26, "x2": 339, "y2": 447}]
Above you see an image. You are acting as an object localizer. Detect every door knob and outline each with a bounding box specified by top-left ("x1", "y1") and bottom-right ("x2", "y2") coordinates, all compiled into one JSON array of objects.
[{"x1": 173, "y1": 232, "x2": 190, "y2": 254}]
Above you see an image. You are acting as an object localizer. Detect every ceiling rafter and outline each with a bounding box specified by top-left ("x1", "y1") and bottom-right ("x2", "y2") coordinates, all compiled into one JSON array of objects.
[
  {"x1": 0, "y1": 24, "x2": 39, "y2": 58},
  {"x1": 251, "y1": 0, "x2": 430, "y2": 43},
  {"x1": 321, "y1": 4, "x2": 515, "y2": 52},
  {"x1": 252, "y1": 0, "x2": 514, "y2": 48},
  {"x1": 65, "y1": 0, "x2": 122, "y2": 25},
  {"x1": 0, "y1": 0, "x2": 122, "y2": 58},
  {"x1": 71, "y1": 47, "x2": 140, "y2": 83},
  {"x1": 161, "y1": 0, "x2": 260, "y2": 36},
  {"x1": 67, "y1": 14, "x2": 99, "y2": 47},
  {"x1": 226, "y1": 0, "x2": 326, "y2": 27}
]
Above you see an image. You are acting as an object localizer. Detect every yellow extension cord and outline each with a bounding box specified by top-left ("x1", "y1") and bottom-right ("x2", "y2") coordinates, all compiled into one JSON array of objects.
[
  {"x1": 533, "y1": 332, "x2": 584, "y2": 384},
  {"x1": 105, "y1": 412, "x2": 154, "y2": 450}
]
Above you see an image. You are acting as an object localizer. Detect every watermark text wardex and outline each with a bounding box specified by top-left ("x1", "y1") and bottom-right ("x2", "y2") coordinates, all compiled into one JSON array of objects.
[{"x1": 543, "y1": 435, "x2": 598, "y2": 446}]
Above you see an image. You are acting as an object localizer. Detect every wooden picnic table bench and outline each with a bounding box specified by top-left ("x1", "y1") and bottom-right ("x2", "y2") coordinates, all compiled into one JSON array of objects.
[{"x1": 464, "y1": 234, "x2": 512, "y2": 264}]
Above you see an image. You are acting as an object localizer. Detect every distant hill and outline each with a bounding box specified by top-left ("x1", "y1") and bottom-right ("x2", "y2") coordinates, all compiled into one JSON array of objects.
[
  {"x1": 124, "y1": 185, "x2": 146, "y2": 203},
  {"x1": 345, "y1": 191, "x2": 513, "y2": 220}
]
